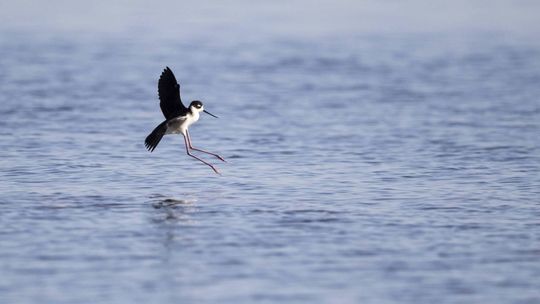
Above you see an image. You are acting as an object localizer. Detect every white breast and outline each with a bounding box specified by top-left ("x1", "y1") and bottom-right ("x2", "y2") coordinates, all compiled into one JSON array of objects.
[
  {"x1": 164, "y1": 110, "x2": 199, "y2": 136},
  {"x1": 167, "y1": 110, "x2": 199, "y2": 136}
]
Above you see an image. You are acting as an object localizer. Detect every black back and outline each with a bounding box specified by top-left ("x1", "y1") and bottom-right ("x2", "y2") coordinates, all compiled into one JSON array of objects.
[{"x1": 158, "y1": 67, "x2": 188, "y2": 119}]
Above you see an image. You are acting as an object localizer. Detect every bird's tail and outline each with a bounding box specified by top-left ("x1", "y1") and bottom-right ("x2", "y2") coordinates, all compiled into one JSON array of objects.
[{"x1": 145, "y1": 121, "x2": 168, "y2": 152}]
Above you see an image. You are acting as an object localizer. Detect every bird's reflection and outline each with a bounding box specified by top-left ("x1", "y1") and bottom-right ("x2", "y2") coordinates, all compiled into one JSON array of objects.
[
  {"x1": 150, "y1": 194, "x2": 197, "y2": 223},
  {"x1": 152, "y1": 198, "x2": 193, "y2": 209},
  {"x1": 149, "y1": 194, "x2": 198, "y2": 257}
]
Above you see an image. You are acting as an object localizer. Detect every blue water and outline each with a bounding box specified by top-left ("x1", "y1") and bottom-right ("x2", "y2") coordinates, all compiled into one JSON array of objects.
[{"x1": 1, "y1": 21, "x2": 540, "y2": 304}]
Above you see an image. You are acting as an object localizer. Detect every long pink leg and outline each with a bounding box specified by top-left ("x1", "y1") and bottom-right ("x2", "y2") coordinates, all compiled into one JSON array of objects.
[
  {"x1": 187, "y1": 130, "x2": 226, "y2": 162},
  {"x1": 183, "y1": 135, "x2": 221, "y2": 175}
]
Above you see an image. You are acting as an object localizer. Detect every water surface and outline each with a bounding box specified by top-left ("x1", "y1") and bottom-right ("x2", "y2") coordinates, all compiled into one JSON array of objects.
[{"x1": 0, "y1": 23, "x2": 539, "y2": 304}]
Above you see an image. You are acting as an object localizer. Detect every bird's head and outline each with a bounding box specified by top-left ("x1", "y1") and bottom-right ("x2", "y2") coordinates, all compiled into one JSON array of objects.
[{"x1": 190, "y1": 100, "x2": 218, "y2": 118}]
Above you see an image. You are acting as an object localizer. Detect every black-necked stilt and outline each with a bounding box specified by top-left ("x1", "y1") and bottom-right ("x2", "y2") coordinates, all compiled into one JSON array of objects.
[{"x1": 145, "y1": 67, "x2": 225, "y2": 174}]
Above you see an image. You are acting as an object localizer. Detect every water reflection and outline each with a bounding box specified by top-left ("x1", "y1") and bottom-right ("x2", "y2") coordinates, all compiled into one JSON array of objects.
[{"x1": 150, "y1": 194, "x2": 196, "y2": 222}]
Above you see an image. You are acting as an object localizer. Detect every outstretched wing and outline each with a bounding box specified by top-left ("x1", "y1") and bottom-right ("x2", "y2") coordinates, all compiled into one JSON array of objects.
[{"x1": 158, "y1": 67, "x2": 187, "y2": 119}]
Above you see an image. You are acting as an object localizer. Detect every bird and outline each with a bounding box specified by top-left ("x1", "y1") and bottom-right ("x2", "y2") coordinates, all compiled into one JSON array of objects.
[{"x1": 145, "y1": 67, "x2": 225, "y2": 174}]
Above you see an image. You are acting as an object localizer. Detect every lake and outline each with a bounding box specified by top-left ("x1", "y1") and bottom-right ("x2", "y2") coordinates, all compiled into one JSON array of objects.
[{"x1": 1, "y1": 2, "x2": 540, "y2": 303}]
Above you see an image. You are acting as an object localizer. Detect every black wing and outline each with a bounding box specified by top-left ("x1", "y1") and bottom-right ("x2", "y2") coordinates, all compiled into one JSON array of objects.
[{"x1": 158, "y1": 67, "x2": 187, "y2": 119}]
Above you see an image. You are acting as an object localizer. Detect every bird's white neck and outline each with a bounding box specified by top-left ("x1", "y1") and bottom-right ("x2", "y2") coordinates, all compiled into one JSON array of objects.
[{"x1": 188, "y1": 107, "x2": 200, "y2": 123}]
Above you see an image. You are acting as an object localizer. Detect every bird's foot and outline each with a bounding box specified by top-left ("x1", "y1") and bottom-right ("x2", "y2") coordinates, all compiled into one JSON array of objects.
[
  {"x1": 215, "y1": 154, "x2": 227, "y2": 162},
  {"x1": 211, "y1": 165, "x2": 222, "y2": 175}
]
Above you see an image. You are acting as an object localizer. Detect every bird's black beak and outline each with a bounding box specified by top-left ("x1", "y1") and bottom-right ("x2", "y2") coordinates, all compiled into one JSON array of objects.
[{"x1": 204, "y1": 110, "x2": 218, "y2": 118}]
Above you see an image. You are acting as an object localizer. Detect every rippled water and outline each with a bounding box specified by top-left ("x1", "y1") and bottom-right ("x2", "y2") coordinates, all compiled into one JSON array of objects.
[{"x1": 1, "y1": 30, "x2": 540, "y2": 303}]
